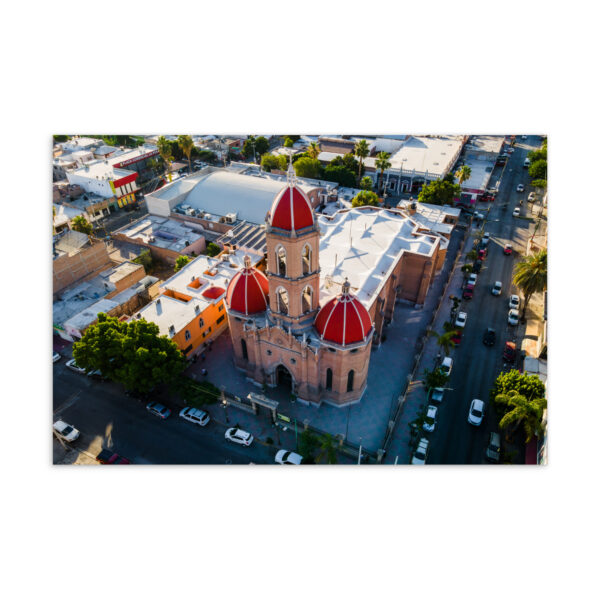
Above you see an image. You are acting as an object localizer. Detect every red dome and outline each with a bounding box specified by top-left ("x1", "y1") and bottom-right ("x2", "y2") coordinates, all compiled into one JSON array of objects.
[
  {"x1": 225, "y1": 257, "x2": 269, "y2": 316},
  {"x1": 270, "y1": 185, "x2": 314, "y2": 232},
  {"x1": 314, "y1": 280, "x2": 372, "y2": 346}
]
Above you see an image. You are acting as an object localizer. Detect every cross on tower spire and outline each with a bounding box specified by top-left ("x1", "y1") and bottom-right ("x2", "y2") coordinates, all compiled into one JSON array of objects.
[{"x1": 287, "y1": 155, "x2": 297, "y2": 187}]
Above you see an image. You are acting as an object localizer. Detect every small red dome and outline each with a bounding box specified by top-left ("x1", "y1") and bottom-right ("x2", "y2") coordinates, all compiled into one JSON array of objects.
[
  {"x1": 202, "y1": 286, "x2": 226, "y2": 300},
  {"x1": 270, "y1": 185, "x2": 314, "y2": 232},
  {"x1": 314, "y1": 280, "x2": 372, "y2": 346},
  {"x1": 225, "y1": 257, "x2": 269, "y2": 315}
]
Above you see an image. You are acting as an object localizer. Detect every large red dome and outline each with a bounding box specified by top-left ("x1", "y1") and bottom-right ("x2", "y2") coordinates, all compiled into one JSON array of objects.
[
  {"x1": 225, "y1": 256, "x2": 269, "y2": 316},
  {"x1": 269, "y1": 184, "x2": 314, "y2": 232},
  {"x1": 314, "y1": 280, "x2": 372, "y2": 346}
]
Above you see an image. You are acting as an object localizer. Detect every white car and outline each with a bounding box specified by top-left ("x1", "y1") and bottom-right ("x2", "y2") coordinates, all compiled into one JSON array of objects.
[
  {"x1": 455, "y1": 311, "x2": 467, "y2": 328},
  {"x1": 468, "y1": 399, "x2": 485, "y2": 426},
  {"x1": 179, "y1": 407, "x2": 210, "y2": 426},
  {"x1": 507, "y1": 147, "x2": 515, "y2": 154},
  {"x1": 528, "y1": 192, "x2": 536, "y2": 202},
  {"x1": 53, "y1": 352, "x2": 61, "y2": 363},
  {"x1": 411, "y1": 438, "x2": 429, "y2": 465},
  {"x1": 423, "y1": 405, "x2": 438, "y2": 433},
  {"x1": 225, "y1": 427, "x2": 254, "y2": 446},
  {"x1": 146, "y1": 402, "x2": 171, "y2": 419},
  {"x1": 467, "y1": 273, "x2": 478, "y2": 286},
  {"x1": 512, "y1": 207, "x2": 520, "y2": 217},
  {"x1": 66, "y1": 358, "x2": 86, "y2": 374},
  {"x1": 508, "y1": 309, "x2": 519, "y2": 326},
  {"x1": 492, "y1": 281, "x2": 502, "y2": 296},
  {"x1": 521, "y1": 135, "x2": 527, "y2": 140},
  {"x1": 430, "y1": 387, "x2": 445, "y2": 403},
  {"x1": 275, "y1": 450, "x2": 303, "y2": 465},
  {"x1": 440, "y1": 356, "x2": 453, "y2": 376},
  {"x1": 481, "y1": 232, "x2": 491, "y2": 246},
  {"x1": 473, "y1": 211, "x2": 484, "y2": 220},
  {"x1": 53, "y1": 420, "x2": 80, "y2": 442},
  {"x1": 516, "y1": 184, "x2": 524, "y2": 192},
  {"x1": 509, "y1": 294, "x2": 520, "y2": 310}
]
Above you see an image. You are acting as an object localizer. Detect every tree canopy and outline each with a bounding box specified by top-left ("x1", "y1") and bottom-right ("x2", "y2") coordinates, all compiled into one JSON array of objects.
[
  {"x1": 359, "y1": 176, "x2": 373, "y2": 191},
  {"x1": 424, "y1": 367, "x2": 449, "y2": 390},
  {"x1": 323, "y1": 164, "x2": 356, "y2": 187},
  {"x1": 418, "y1": 179, "x2": 461, "y2": 205},
  {"x1": 513, "y1": 249, "x2": 547, "y2": 319},
  {"x1": 455, "y1": 165, "x2": 472, "y2": 186},
  {"x1": 293, "y1": 156, "x2": 322, "y2": 179},
  {"x1": 132, "y1": 249, "x2": 153, "y2": 274},
  {"x1": 71, "y1": 215, "x2": 93, "y2": 235},
  {"x1": 283, "y1": 137, "x2": 294, "y2": 148},
  {"x1": 495, "y1": 390, "x2": 547, "y2": 443},
  {"x1": 307, "y1": 142, "x2": 321, "y2": 159},
  {"x1": 352, "y1": 190, "x2": 380, "y2": 207},
  {"x1": 528, "y1": 159, "x2": 547, "y2": 180},
  {"x1": 177, "y1": 135, "x2": 194, "y2": 172},
  {"x1": 72, "y1": 313, "x2": 187, "y2": 394},
  {"x1": 490, "y1": 369, "x2": 546, "y2": 407},
  {"x1": 205, "y1": 242, "x2": 221, "y2": 257},
  {"x1": 174, "y1": 255, "x2": 191, "y2": 272},
  {"x1": 330, "y1": 152, "x2": 359, "y2": 176}
]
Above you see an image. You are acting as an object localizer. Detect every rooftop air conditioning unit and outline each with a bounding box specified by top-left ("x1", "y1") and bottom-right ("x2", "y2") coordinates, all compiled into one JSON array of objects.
[
  {"x1": 169, "y1": 325, "x2": 175, "y2": 335},
  {"x1": 225, "y1": 213, "x2": 237, "y2": 224}
]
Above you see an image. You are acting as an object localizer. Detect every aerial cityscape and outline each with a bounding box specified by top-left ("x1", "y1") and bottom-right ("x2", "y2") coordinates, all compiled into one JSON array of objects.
[{"x1": 52, "y1": 133, "x2": 548, "y2": 465}]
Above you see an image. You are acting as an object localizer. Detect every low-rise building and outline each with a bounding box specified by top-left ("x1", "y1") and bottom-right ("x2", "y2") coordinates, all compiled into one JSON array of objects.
[
  {"x1": 53, "y1": 203, "x2": 85, "y2": 234},
  {"x1": 396, "y1": 200, "x2": 461, "y2": 239}
]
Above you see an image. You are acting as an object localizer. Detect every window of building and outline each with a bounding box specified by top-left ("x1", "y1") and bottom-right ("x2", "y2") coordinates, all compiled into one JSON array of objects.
[
  {"x1": 218, "y1": 304, "x2": 224, "y2": 311},
  {"x1": 290, "y1": 358, "x2": 296, "y2": 365},
  {"x1": 302, "y1": 285, "x2": 313, "y2": 313},
  {"x1": 198, "y1": 317, "x2": 204, "y2": 328},
  {"x1": 266, "y1": 350, "x2": 272, "y2": 356},
  {"x1": 328, "y1": 347, "x2": 336, "y2": 353},
  {"x1": 302, "y1": 244, "x2": 312, "y2": 275},
  {"x1": 347, "y1": 370, "x2": 354, "y2": 392},
  {"x1": 184, "y1": 329, "x2": 191, "y2": 341},
  {"x1": 277, "y1": 287, "x2": 289, "y2": 315},
  {"x1": 216, "y1": 315, "x2": 225, "y2": 325},
  {"x1": 277, "y1": 246, "x2": 287, "y2": 277},
  {"x1": 241, "y1": 339, "x2": 248, "y2": 360},
  {"x1": 326, "y1": 368, "x2": 333, "y2": 391}
]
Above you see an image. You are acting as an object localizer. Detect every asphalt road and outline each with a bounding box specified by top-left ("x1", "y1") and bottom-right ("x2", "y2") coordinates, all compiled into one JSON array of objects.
[
  {"x1": 428, "y1": 136, "x2": 543, "y2": 464},
  {"x1": 52, "y1": 361, "x2": 276, "y2": 465}
]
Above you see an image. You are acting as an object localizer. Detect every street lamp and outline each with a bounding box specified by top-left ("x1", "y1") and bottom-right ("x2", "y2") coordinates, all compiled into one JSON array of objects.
[{"x1": 222, "y1": 398, "x2": 229, "y2": 423}]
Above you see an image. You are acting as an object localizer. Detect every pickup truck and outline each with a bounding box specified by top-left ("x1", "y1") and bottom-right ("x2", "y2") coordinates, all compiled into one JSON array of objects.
[{"x1": 96, "y1": 449, "x2": 131, "y2": 464}]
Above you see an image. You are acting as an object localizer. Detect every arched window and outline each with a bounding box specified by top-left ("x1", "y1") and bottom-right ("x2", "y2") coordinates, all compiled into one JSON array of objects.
[
  {"x1": 302, "y1": 285, "x2": 313, "y2": 313},
  {"x1": 185, "y1": 329, "x2": 191, "y2": 341},
  {"x1": 198, "y1": 317, "x2": 204, "y2": 328},
  {"x1": 326, "y1": 368, "x2": 333, "y2": 391},
  {"x1": 276, "y1": 246, "x2": 287, "y2": 277},
  {"x1": 277, "y1": 287, "x2": 289, "y2": 315},
  {"x1": 241, "y1": 339, "x2": 248, "y2": 360},
  {"x1": 302, "y1": 244, "x2": 312, "y2": 275},
  {"x1": 347, "y1": 370, "x2": 354, "y2": 392}
]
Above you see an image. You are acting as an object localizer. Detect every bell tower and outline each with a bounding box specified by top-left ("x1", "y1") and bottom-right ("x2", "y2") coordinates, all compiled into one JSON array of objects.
[{"x1": 265, "y1": 163, "x2": 320, "y2": 332}]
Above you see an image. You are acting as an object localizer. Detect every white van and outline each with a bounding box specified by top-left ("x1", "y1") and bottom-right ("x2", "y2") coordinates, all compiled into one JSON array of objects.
[{"x1": 523, "y1": 158, "x2": 531, "y2": 168}]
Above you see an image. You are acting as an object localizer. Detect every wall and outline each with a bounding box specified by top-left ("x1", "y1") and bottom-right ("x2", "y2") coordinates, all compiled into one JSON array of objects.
[
  {"x1": 104, "y1": 263, "x2": 146, "y2": 298},
  {"x1": 53, "y1": 241, "x2": 113, "y2": 295},
  {"x1": 66, "y1": 171, "x2": 114, "y2": 198}
]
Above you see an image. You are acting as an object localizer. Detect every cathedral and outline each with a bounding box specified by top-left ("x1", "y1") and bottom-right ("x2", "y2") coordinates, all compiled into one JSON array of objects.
[{"x1": 224, "y1": 165, "x2": 446, "y2": 407}]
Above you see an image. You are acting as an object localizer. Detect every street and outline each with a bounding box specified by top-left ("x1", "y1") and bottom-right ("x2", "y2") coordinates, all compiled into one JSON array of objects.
[{"x1": 427, "y1": 136, "x2": 544, "y2": 464}]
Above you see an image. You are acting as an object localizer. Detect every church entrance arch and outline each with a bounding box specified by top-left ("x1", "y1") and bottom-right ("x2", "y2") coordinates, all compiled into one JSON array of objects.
[{"x1": 275, "y1": 364, "x2": 295, "y2": 393}]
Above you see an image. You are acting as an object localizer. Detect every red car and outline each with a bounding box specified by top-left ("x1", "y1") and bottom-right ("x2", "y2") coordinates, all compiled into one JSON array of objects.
[
  {"x1": 451, "y1": 330, "x2": 463, "y2": 346},
  {"x1": 96, "y1": 449, "x2": 131, "y2": 464},
  {"x1": 502, "y1": 341, "x2": 517, "y2": 363},
  {"x1": 463, "y1": 284, "x2": 475, "y2": 300},
  {"x1": 478, "y1": 248, "x2": 488, "y2": 260},
  {"x1": 503, "y1": 243, "x2": 513, "y2": 255}
]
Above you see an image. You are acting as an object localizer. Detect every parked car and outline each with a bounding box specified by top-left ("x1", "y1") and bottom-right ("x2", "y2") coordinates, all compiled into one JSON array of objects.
[
  {"x1": 423, "y1": 405, "x2": 438, "y2": 433},
  {"x1": 96, "y1": 449, "x2": 131, "y2": 464},
  {"x1": 455, "y1": 311, "x2": 467, "y2": 328},
  {"x1": 275, "y1": 450, "x2": 303, "y2": 465},
  {"x1": 523, "y1": 158, "x2": 531, "y2": 167},
  {"x1": 66, "y1": 358, "x2": 86, "y2": 374},
  {"x1": 516, "y1": 183, "x2": 524, "y2": 192},
  {"x1": 179, "y1": 407, "x2": 210, "y2": 427},
  {"x1": 472, "y1": 259, "x2": 483, "y2": 274},
  {"x1": 440, "y1": 356, "x2": 453, "y2": 376},
  {"x1": 225, "y1": 427, "x2": 254, "y2": 446},
  {"x1": 483, "y1": 328, "x2": 496, "y2": 346},
  {"x1": 430, "y1": 387, "x2": 445, "y2": 403},
  {"x1": 528, "y1": 192, "x2": 536, "y2": 202},
  {"x1": 53, "y1": 352, "x2": 61, "y2": 363},
  {"x1": 491, "y1": 281, "x2": 502, "y2": 296},
  {"x1": 451, "y1": 330, "x2": 462, "y2": 345},
  {"x1": 411, "y1": 438, "x2": 429, "y2": 465},
  {"x1": 503, "y1": 243, "x2": 513, "y2": 255},
  {"x1": 512, "y1": 207, "x2": 520, "y2": 217},
  {"x1": 480, "y1": 232, "x2": 491, "y2": 247},
  {"x1": 508, "y1": 309, "x2": 520, "y2": 326},
  {"x1": 463, "y1": 284, "x2": 475, "y2": 300},
  {"x1": 485, "y1": 432, "x2": 502, "y2": 463},
  {"x1": 53, "y1": 420, "x2": 80, "y2": 442},
  {"x1": 468, "y1": 399, "x2": 485, "y2": 426},
  {"x1": 509, "y1": 294, "x2": 520, "y2": 310},
  {"x1": 507, "y1": 147, "x2": 515, "y2": 154},
  {"x1": 87, "y1": 368, "x2": 104, "y2": 379},
  {"x1": 503, "y1": 341, "x2": 517, "y2": 363},
  {"x1": 473, "y1": 211, "x2": 484, "y2": 220},
  {"x1": 146, "y1": 402, "x2": 171, "y2": 419},
  {"x1": 478, "y1": 247, "x2": 487, "y2": 260},
  {"x1": 467, "y1": 273, "x2": 478, "y2": 286}
]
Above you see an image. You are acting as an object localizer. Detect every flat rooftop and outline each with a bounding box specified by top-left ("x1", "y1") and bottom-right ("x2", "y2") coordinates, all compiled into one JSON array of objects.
[
  {"x1": 396, "y1": 201, "x2": 460, "y2": 236},
  {"x1": 465, "y1": 135, "x2": 504, "y2": 155},
  {"x1": 53, "y1": 203, "x2": 84, "y2": 228},
  {"x1": 116, "y1": 215, "x2": 204, "y2": 252},
  {"x1": 109, "y1": 145, "x2": 158, "y2": 167},
  {"x1": 70, "y1": 159, "x2": 135, "y2": 181},
  {"x1": 317, "y1": 207, "x2": 440, "y2": 309},
  {"x1": 388, "y1": 136, "x2": 463, "y2": 177},
  {"x1": 460, "y1": 156, "x2": 495, "y2": 192}
]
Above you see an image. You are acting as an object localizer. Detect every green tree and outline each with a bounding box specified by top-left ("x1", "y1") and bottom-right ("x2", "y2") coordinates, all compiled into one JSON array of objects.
[
  {"x1": 72, "y1": 313, "x2": 187, "y2": 394},
  {"x1": 132, "y1": 249, "x2": 153, "y2": 274},
  {"x1": 293, "y1": 156, "x2": 322, "y2": 179},
  {"x1": 352, "y1": 190, "x2": 380, "y2": 208},
  {"x1": 375, "y1": 151, "x2": 392, "y2": 194},
  {"x1": 307, "y1": 141, "x2": 321, "y2": 159},
  {"x1": 205, "y1": 242, "x2": 221, "y2": 257},
  {"x1": 323, "y1": 164, "x2": 356, "y2": 187},
  {"x1": 177, "y1": 135, "x2": 194, "y2": 174},
  {"x1": 174, "y1": 255, "x2": 191, "y2": 272},
  {"x1": 260, "y1": 153, "x2": 280, "y2": 172},
  {"x1": 495, "y1": 390, "x2": 547, "y2": 443},
  {"x1": 490, "y1": 369, "x2": 546, "y2": 409},
  {"x1": 255, "y1": 136, "x2": 269, "y2": 157},
  {"x1": 157, "y1": 136, "x2": 174, "y2": 181},
  {"x1": 316, "y1": 433, "x2": 338, "y2": 464},
  {"x1": 354, "y1": 139, "x2": 370, "y2": 184},
  {"x1": 455, "y1": 165, "x2": 472, "y2": 187},
  {"x1": 191, "y1": 148, "x2": 217, "y2": 163},
  {"x1": 53, "y1": 134, "x2": 69, "y2": 143},
  {"x1": 513, "y1": 249, "x2": 547, "y2": 320},
  {"x1": 243, "y1": 136, "x2": 257, "y2": 161},
  {"x1": 531, "y1": 179, "x2": 547, "y2": 189},
  {"x1": 298, "y1": 429, "x2": 320, "y2": 462},
  {"x1": 466, "y1": 249, "x2": 478, "y2": 261},
  {"x1": 418, "y1": 179, "x2": 461, "y2": 206},
  {"x1": 528, "y1": 141, "x2": 547, "y2": 163},
  {"x1": 428, "y1": 329, "x2": 457, "y2": 355},
  {"x1": 360, "y1": 176, "x2": 373, "y2": 191},
  {"x1": 423, "y1": 367, "x2": 449, "y2": 390},
  {"x1": 71, "y1": 215, "x2": 93, "y2": 235},
  {"x1": 277, "y1": 154, "x2": 290, "y2": 171},
  {"x1": 528, "y1": 159, "x2": 547, "y2": 180},
  {"x1": 284, "y1": 137, "x2": 294, "y2": 148}
]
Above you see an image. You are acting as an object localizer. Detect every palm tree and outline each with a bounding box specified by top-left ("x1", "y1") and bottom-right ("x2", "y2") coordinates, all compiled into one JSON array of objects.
[
  {"x1": 375, "y1": 151, "x2": 392, "y2": 195},
  {"x1": 316, "y1": 433, "x2": 338, "y2": 464},
  {"x1": 354, "y1": 139, "x2": 370, "y2": 184},
  {"x1": 307, "y1": 141, "x2": 321, "y2": 160},
  {"x1": 513, "y1": 249, "x2": 547, "y2": 321},
  {"x1": 428, "y1": 329, "x2": 457, "y2": 356},
  {"x1": 156, "y1": 136, "x2": 173, "y2": 182},
  {"x1": 495, "y1": 390, "x2": 547, "y2": 443},
  {"x1": 177, "y1": 135, "x2": 194, "y2": 174},
  {"x1": 455, "y1": 165, "x2": 472, "y2": 187},
  {"x1": 466, "y1": 249, "x2": 478, "y2": 262}
]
